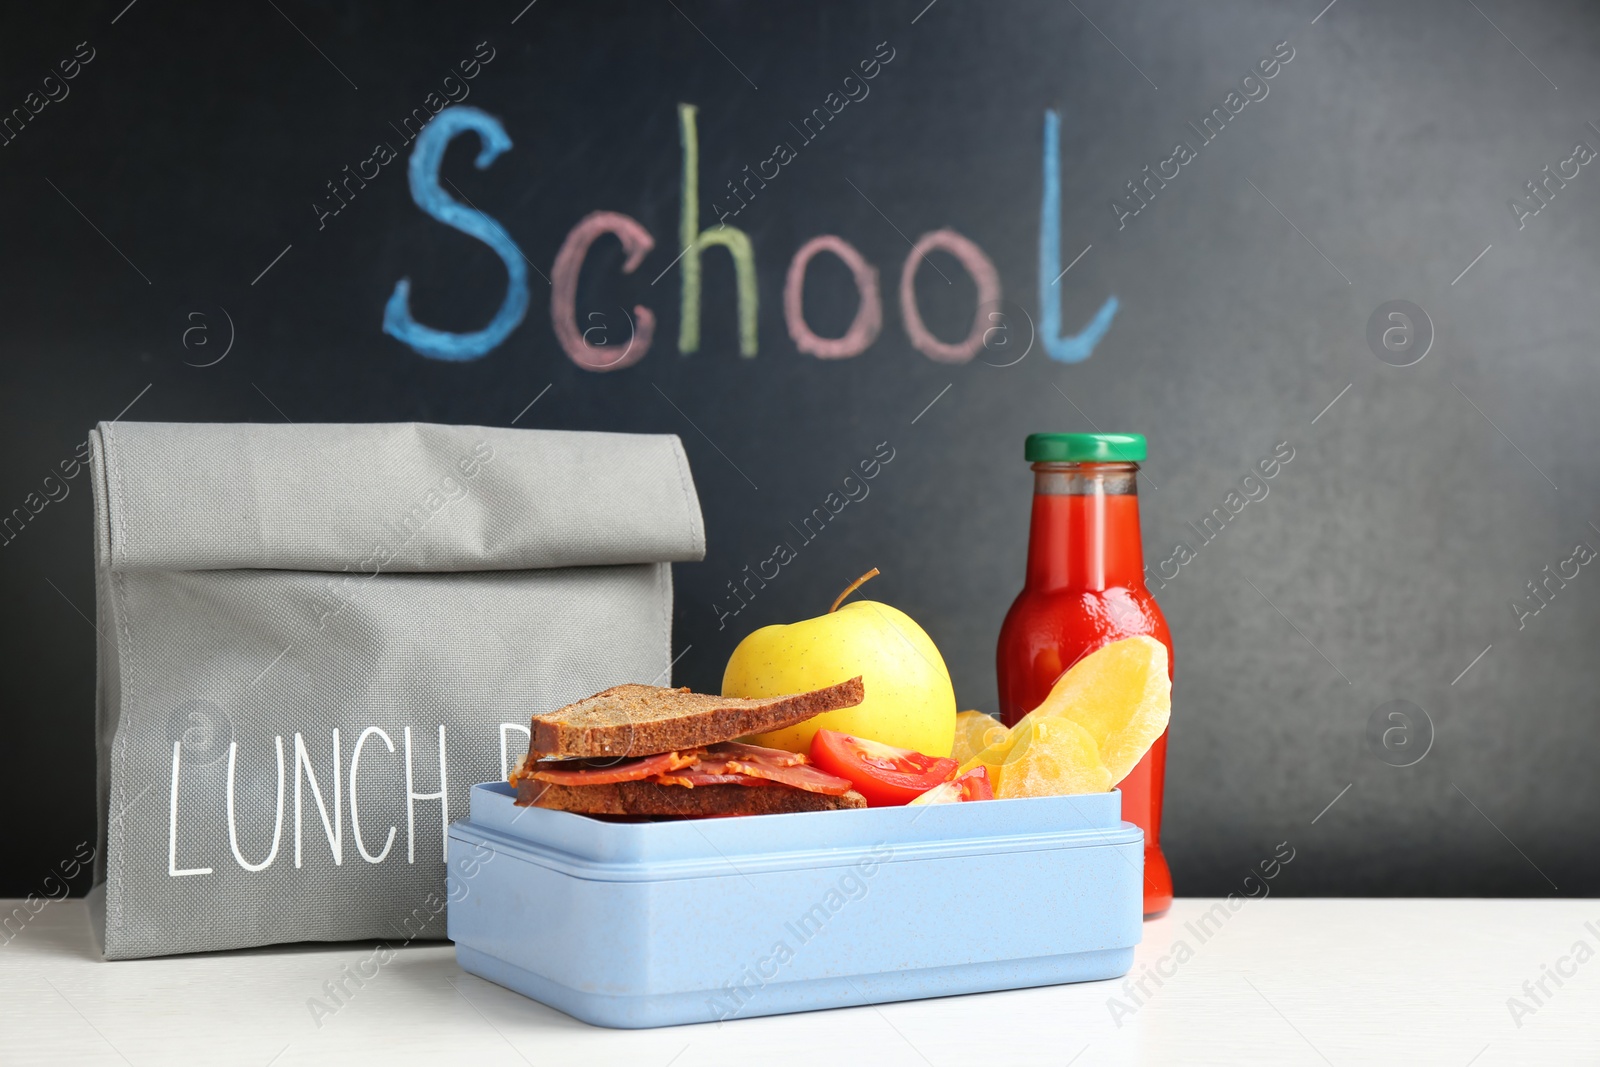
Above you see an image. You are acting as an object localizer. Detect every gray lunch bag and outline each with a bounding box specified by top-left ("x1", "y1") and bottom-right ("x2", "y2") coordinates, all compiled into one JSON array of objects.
[{"x1": 87, "y1": 421, "x2": 704, "y2": 959}]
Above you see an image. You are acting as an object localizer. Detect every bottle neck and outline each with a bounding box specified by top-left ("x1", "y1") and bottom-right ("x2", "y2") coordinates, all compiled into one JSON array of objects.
[{"x1": 1025, "y1": 462, "x2": 1146, "y2": 591}]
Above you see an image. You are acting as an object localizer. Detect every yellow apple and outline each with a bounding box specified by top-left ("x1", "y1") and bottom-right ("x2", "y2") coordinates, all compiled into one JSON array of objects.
[{"x1": 723, "y1": 569, "x2": 957, "y2": 756}]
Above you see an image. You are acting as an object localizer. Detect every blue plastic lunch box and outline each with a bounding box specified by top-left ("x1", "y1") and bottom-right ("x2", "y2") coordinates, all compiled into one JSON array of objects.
[{"x1": 447, "y1": 781, "x2": 1143, "y2": 1028}]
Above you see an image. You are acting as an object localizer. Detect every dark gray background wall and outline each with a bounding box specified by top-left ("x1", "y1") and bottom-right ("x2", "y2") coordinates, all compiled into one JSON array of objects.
[{"x1": 2, "y1": 0, "x2": 1596, "y2": 898}]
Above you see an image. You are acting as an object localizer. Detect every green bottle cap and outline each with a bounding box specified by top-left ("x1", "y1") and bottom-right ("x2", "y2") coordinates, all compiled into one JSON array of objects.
[{"x1": 1025, "y1": 432, "x2": 1146, "y2": 463}]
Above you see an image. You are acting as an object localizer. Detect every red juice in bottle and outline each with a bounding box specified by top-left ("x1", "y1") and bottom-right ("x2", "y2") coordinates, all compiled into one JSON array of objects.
[{"x1": 996, "y1": 433, "x2": 1173, "y2": 917}]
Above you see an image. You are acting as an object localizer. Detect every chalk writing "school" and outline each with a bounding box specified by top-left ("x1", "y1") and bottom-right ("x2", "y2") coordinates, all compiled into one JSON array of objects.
[{"x1": 381, "y1": 102, "x2": 1121, "y2": 368}]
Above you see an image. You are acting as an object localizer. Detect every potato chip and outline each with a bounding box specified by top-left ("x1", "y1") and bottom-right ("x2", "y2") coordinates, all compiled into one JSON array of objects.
[
  {"x1": 994, "y1": 718, "x2": 1114, "y2": 799},
  {"x1": 1015, "y1": 635, "x2": 1170, "y2": 783}
]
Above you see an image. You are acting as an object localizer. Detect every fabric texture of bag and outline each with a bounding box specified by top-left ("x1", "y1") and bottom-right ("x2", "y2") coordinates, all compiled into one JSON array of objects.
[{"x1": 88, "y1": 421, "x2": 704, "y2": 959}]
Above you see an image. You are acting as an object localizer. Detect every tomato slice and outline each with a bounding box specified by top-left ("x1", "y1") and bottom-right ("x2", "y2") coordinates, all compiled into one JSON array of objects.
[
  {"x1": 954, "y1": 765, "x2": 994, "y2": 801},
  {"x1": 807, "y1": 729, "x2": 959, "y2": 807},
  {"x1": 908, "y1": 766, "x2": 994, "y2": 806}
]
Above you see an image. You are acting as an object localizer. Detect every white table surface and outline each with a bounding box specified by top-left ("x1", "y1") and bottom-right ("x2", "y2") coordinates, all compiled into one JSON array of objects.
[{"x1": 1, "y1": 897, "x2": 1594, "y2": 1065}]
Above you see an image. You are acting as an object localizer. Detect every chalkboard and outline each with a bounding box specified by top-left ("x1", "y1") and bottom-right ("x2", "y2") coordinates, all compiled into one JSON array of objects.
[{"x1": 3, "y1": 0, "x2": 1597, "y2": 901}]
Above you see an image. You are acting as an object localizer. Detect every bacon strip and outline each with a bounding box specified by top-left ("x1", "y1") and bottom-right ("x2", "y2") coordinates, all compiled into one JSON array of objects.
[
  {"x1": 704, "y1": 741, "x2": 808, "y2": 766},
  {"x1": 652, "y1": 771, "x2": 772, "y2": 787},
  {"x1": 520, "y1": 740, "x2": 856, "y2": 798},
  {"x1": 651, "y1": 742, "x2": 855, "y2": 796},
  {"x1": 673, "y1": 741, "x2": 808, "y2": 776},
  {"x1": 526, "y1": 749, "x2": 703, "y2": 786},
  {"x1": 719, "y1": 759, "x2": 856, "y2": 796}
]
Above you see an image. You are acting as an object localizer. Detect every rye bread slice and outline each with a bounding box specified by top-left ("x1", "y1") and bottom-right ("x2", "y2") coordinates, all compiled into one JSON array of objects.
[
  {"x1": 517, "y1": 777, "x2": 867, "y2": 815},
  {"x1": 526, "y1": 676, "x2": 864, "y2": 759}
]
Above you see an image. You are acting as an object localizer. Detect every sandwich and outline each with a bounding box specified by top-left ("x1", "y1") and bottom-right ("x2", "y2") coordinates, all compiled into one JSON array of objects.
[{"x1": 510, "y1": 677, "x2": 869, "y2": 815}]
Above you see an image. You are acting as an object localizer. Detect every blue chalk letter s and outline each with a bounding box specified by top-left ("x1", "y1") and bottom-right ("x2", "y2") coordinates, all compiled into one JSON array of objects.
[
  {"x1": 384, "y1": 106, "x2": 528, "y2": 361},
  {"x1": 1040, "y1": 109, "x2": 1118, "y2": 363}
]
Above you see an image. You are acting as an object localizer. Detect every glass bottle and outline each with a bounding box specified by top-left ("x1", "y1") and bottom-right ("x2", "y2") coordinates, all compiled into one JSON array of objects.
[{"x1": 996, "y1": 433, "x2": 1173, "y2": 916}]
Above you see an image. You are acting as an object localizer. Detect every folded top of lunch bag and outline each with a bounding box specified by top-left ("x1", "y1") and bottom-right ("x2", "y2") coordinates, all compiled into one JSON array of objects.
[{"x1": 93, "y1": 421, "x2": 705, "y2": 573}]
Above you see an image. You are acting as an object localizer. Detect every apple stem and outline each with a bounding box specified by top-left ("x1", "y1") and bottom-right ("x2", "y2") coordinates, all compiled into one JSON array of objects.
[{"x1": 829, "y1": 568, "x2": 881, "y2": 613}]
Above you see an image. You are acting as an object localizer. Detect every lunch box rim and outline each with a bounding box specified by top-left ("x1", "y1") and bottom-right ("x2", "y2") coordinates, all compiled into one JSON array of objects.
[{"x1": 451, "y1": 781, "x2": 1143, "y2": 884}]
